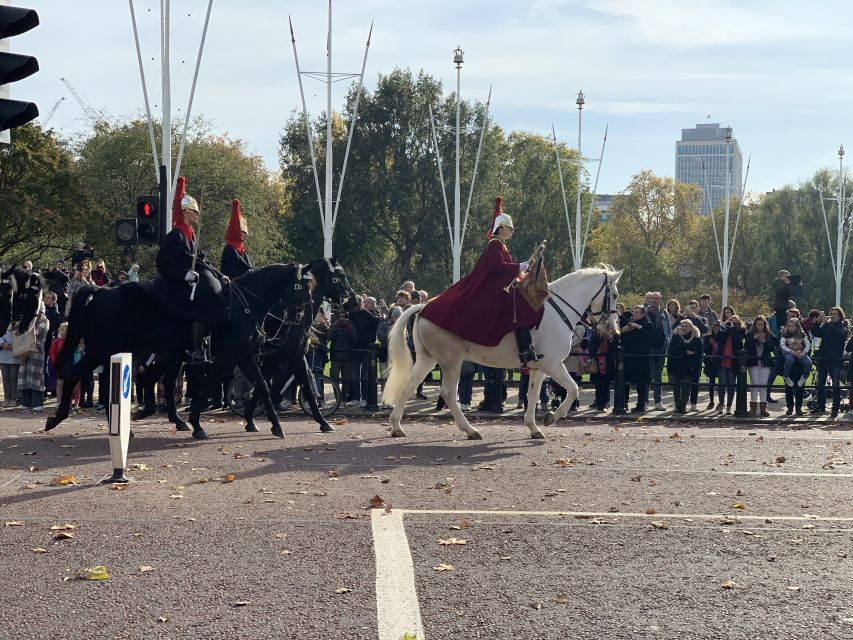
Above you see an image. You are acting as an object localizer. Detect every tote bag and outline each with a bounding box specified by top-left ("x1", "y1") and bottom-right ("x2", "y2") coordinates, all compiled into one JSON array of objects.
[{"x1": 12, "y1": 320, "x2": 37, "y2": 359}]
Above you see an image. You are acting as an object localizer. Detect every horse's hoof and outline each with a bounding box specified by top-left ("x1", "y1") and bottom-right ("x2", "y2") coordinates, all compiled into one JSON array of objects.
[
  {"x1": 192, "y1": 429, "x2": 208, "y2": 440},
  {"x1": 44, "y1": 417, "x2": 58, "y2": 432},
  {"x1": 544, "y1": 412, "x2": 556, "y2": 427},
  {"x1": 271, "y1": 426, "x2": 284, "y2": 438},
  {"x1": 245, "y1": 423, "x2": 259, "y2": 433},
  {"x1": 129, "y1": 429, "x2": 135, "y2": 440},
  {"x1": 175, "y1": 421, "x2": 191, "y2": 432},
  {"x1": 467, "y1": 430, "x2": 483, "y2": 440},
  {"x1": 132, "y1": 408, "x2": 155, "y2": 421},
  {"x1": 319, "y1": 423, "x2": 335, "y2": 433},
  {"x1": 530, "y1": 430, "x2": 546, "y2": 439},
  {"x1": 390, "y1": 428, "x2": 407, "y2": 437}
]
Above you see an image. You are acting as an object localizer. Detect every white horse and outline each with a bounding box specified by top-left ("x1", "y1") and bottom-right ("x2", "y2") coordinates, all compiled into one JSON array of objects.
[{"x1": 383, "y1": 265, "x2": 623, "y2": 439}]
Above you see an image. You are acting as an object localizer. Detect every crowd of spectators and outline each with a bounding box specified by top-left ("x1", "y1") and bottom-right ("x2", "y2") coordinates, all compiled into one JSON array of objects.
[{"x1": 5, "y1": 253, "x2": 853, "y2": 422}]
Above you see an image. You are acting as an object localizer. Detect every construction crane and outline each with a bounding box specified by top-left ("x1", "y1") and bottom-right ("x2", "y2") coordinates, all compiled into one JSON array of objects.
[
  {"x1": 42, "y1": 97, "x2": 65, "y2": 125},
  {"x1": 59, "y1": 77, "x2": 108, "y2": 124}
]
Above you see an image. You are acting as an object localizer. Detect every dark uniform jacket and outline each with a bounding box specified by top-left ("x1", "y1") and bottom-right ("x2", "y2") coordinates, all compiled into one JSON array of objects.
[
  {"x1": 220, "y1": 244, "x2": 253, "y2": 280},
  {"x1": 153, "y1": 227, "x2": 229, "y2": 323}
]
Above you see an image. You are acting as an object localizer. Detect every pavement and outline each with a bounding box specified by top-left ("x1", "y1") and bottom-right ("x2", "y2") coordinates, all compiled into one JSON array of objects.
[{"x1": 1, "y1": 396, "x2": 852, "y2": 639}]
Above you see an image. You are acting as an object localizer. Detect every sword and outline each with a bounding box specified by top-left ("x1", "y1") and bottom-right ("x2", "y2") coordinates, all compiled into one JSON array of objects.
[{"x1": 189, "y1": 197, "x2": 202, "y2": 302}]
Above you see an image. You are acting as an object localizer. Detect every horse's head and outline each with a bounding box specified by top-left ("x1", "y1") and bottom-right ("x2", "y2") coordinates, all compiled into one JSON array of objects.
[
  {"x1": 585, "y1": 265, "x2": 622, "y2": 334},
  {"x1": 306, "y1": 257, "x2": 357, "y2": 312},
  {"x1": 12, "y1": 267, "x2": 44, "y2": 332}
]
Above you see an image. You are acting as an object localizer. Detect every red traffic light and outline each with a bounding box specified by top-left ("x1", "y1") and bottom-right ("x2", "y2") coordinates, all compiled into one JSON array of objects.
[
  {"x1": 141, "y1": 202, "x2": 152, "y2": 216},
  {"x1": 135, "y1": 195, "x2": 161, "y2": 245}
]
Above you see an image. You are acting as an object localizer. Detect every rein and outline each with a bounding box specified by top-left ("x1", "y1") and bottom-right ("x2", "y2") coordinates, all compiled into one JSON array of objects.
[{"x1": 547, "y1": 274, "x2": 617, "y2": 339}]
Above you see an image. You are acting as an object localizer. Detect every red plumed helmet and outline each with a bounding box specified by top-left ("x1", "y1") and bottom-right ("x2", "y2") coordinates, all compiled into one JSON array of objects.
[
  {"x1": 172, "y1": 176, "x2": 187, "y2": 227},
  {"x1": 486, "y1": 196, "x2": 503, "y2": 239}
]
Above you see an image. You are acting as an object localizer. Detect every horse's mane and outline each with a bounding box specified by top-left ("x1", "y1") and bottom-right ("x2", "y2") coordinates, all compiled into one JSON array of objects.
[{"x1": 550, "y1": 263, "x2": 619, "y2": 291}]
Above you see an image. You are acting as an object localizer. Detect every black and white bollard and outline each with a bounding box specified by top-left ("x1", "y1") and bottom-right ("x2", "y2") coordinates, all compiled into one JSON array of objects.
[{"x1": 105, "y1": 353, "x2": 133, "y2": 484}]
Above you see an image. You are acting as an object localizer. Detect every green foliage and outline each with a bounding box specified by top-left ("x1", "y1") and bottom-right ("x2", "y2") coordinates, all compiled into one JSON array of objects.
[{"x1": 0, "y1": 123, "x2": 89, "y2": 262}]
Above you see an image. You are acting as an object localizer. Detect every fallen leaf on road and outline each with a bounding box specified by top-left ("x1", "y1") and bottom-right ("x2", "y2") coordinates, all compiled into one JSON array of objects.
[
  {"x1": 28, "y1": 464, "x2": 39, "y2": 472},
  {"x1": 49, "y1": 475, "x2": 79, "y2": 487},
  {"x1": 736, "y1": 489, "x2": 745, "y2": 496},
  {"x1": 802, "y1": 524, "x2": 816, "y2": 529},
  {"x1": 328, "y1": 470, "x2": 340, "y2": 478},
  {"x1": 384, "y1": 503, "x2": 393, "y2": 514},
  {"x1": 139, "y1": 566, "x2": 155, "y2": 573},
  {"x1": 775, "y1": 456, "x2": 786, "y2": 464},
  {"x1": 630, "y1": 475, "x2": 641, "y2": 482},
  {"x1": 337, "y1": 513, "x2": 359, "y2": 519},
  {"x1": 50, "y1": 523, "x2": 76, "y2": 531},
  {"x1": 233, "y1": 600, "x2": 251, "y2": 606},
  {"x1": 670, "y1": 433, "x2": 681, "y2": 440},
  {"x1": 31, "y1": 548, "x2": 47, "y2": 553},
  {"x1": 554, "y1": 458, "x2": 573, "y2": 468},
  {"x1": 334, "y1": 587, "x2": 351, "y2": 594},
  {"x1": 645, "y1": 508, "x2": 658, "y2": 515},
  {"x1": 473, "y1": 465, "x2": 496, "y2": 471},
  {"x1": 788, "y1": 586, "x2": 801, "y2": 591},
  {"x1": 76, "y1": 566, "x2": 111, "y2": 580},
  {"x1": 648, "y1": 479, "x2": 658, "y2": 486},
  {"x1": 331, "y1": 417, "x2": 348, "y2": 425},
  {"x1": 733, "y1": 502, "x2": 746, "y2": 509},
  {"x1": 651, "y1": 521, "x2": 669, "y2": 530},
  {"x1": 530, "y1": 601, "x2": 543, "y2": 610},
  {"x1": 157, "y1": 616, "x2": 169, "y2": 623},
  {"x1": 400, "y1": 634, "x2": 417, "y2": 640},
  {"x1": 721, "y1": 580, "x2": 738, "y2": 589},
  {"x1": 433, "y1": 563, "x2": 454, "y2": 572},
  {"x1": 52, "y1": 531, "x2": 75, "y2": 541},
  {"x1": 169, "y1": 494, "x2": 184, "y2": 499},
  {"x1": 369, "y1": 495, "x2": 385, "y2": 509},
  {"x1": 5, "y1": 521, "x2": 24, "y2": 527},
  {"x1": 224, "y1": 474, "x2": 235, "y2": 483},
  {"x1": 554, "y1": 592, "x2": 570, "y2": 604},
  {"x1": 438, "y1": 537, "x2": 467, "y2": 545}
]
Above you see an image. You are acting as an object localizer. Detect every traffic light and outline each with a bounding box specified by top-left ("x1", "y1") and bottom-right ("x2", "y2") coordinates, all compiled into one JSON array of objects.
[
  {"x1": 0, "y1": 5, "x2": 39, "y2": 137},
  {"x1": 136, "y1": 195, "x2": 161, "y2": 245},
  {"x1": 115, "y1": 218, "x2": 137, "y2": 247}
]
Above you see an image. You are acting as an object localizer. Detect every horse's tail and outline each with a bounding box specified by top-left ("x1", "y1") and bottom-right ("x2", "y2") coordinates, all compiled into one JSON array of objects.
[
  {"x1": 57, "y1": 284, "x2": 99, "y2": 377},
  {"x1": 382, "y1": 303, "x2": 425, "y2": 407}
]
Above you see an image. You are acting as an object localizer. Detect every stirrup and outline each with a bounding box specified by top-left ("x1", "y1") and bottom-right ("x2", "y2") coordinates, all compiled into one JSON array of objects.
[{"x1": 520, "y1": 349, "x2": 543, "y2": 365}]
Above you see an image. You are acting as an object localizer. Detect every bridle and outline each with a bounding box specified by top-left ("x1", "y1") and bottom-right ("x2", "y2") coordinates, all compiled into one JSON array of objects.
[{"x1": 547, "y1": 273, "x2": 618, "y2": 340}]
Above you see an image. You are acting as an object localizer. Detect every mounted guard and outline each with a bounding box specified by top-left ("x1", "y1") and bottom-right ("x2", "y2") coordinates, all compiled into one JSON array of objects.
[
  {"x1": 152, "y1": 177, "x2": 229, "y2": 362},
  {"x1": 419, "y1": 197, "x2": 545, "y2": 365},
  {"x1": 221, "y1": 199, "x2": 253, "y2": 279}
]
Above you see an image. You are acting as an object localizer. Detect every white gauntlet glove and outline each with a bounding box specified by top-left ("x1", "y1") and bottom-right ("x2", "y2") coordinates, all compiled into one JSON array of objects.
[
  {"x1": 519, "y1": 261, "x2": 529, "y2": 272},
  {"x1": 184, "y1": 270, "x2": 199, "y2": 283}
]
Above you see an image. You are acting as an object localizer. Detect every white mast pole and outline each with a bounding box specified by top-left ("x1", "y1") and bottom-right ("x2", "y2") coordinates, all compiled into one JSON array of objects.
[
  {"x1": 128, "y1": 0, "x2": 159, "y2": 183},
  {"x1": 460, "y1": 86, "x2": 491, "y2": 246},
  {"x1": 323, "y1": 0, "x2": 334, "y2": 258},
  {"x1": 837, "y1": 145, "x2": 845, "y2": 306},
  {"x1": 721, "y1": 127, "x2": 732, "y2": 309},
  {"x1": 162, "y1": 0, "x2": 172, "y2": 226},
  {"x1": 553, "y1": 125, "x2": 576, "y2": 260},
  {"x1": 574, "y1": 90, "x2": 585, "y2": 271},
  {"x1": 428, "y1": 103, "x2": 454, "y2": 247},
  {"x1": 452, "y1": 46, "x2": 463, "y2": 283}
]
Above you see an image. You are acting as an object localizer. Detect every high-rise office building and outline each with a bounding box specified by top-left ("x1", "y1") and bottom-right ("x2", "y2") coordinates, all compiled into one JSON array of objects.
[{"x1": 675, "y1": 123, "x2": 743, "y2": 215}]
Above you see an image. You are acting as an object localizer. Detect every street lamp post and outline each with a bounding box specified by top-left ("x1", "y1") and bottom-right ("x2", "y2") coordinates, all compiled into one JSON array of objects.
[
  {"x1": 574, "y1": 91, "x2": 584, "y2": 271},
  {"x1": 452, "y1": 46, "x2": 463, "y2": 283},
  {"x1": 722, "y1": 127, "x2": 732, "y2": 308}
]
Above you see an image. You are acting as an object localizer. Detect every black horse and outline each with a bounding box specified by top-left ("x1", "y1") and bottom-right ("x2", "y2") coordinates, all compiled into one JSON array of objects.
[
  {"x1": 240, "y1": 259, "x2": 356, "y2": 434},
  {"x1": 46, "y1": 264, "x2": 310, "y2": 439}
]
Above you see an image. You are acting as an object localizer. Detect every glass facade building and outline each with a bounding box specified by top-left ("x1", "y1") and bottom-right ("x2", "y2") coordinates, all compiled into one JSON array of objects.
[{"x1": 675, "y1": 123, "x2": 743, "y2": 215}]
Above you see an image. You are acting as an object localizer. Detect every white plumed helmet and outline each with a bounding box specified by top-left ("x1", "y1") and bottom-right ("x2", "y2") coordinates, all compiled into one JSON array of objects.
[{"x1": 181, "y1": 195, "x2": 199, "y2": 212}]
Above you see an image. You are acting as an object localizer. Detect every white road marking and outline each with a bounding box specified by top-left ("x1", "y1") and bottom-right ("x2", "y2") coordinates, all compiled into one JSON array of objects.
[
  {"x1": 723, "y1": 470, "x2": 853, "y2": 478},
  {"x1": 399, "y1": 509, "x2": 853, "y2": 523},
  {"x1": 0, "y1": 474, "x2": 21, "y2": 488},
  {"x1": 371, "y1": 509, "x2": 425, "y2": 640}
]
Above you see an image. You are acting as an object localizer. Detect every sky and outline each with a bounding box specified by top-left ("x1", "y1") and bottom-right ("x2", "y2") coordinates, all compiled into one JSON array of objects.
[{"x1": 10, "y1": 0, "x2": 853, "y2": 195}]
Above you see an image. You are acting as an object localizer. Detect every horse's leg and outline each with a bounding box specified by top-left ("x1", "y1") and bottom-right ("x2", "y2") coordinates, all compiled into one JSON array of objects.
[
  {"x1": 543, "y1": 363, "x2": 580, "y2": 428},
  {"x1": 45, "y1": 368, "x2": 80, "y2": 431},
  {"x1": 243, "y1": 382, "x2": 260, "y2": 433},
  {"x1": 240, "y1": 357, "x2": 283, "y2": 438},
  {"x1": 390, "y1": 356, "x2": 438, "y2": 438},
  {"x1": 186, "y1": 366, "x2": 209, "y2": 440},
  {"x1": 524, "y1": 369, "x2": 546, "y2": 439},
  {"x1": 133, "y1": 355, "x2": 160, "y2": 420},
  {"x1": 164, "y1": 362, "x2": 190, "y2": 432},
  {"x1": 295, "y1": 356, "x2": 333, "y2": 433},
  {"x1": 440, "y1": 365, "x2": 481, "y2": 440}
]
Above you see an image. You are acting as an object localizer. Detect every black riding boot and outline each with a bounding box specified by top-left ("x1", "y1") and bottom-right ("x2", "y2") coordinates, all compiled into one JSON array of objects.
[
  {"x1": 190, "y1": 322, "x2": 212, "y2": 364},
  {"x1": 516, "y1": 328, "x2": 542, "y2": 365}
]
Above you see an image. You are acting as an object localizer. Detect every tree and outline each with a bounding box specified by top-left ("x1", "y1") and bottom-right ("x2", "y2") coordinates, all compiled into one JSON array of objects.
[
  {"x1": 588, "y1": 170, "x2": 703, "y2": 293},
  {"x1": 76, "y1": 118, "x2": 286, "y2": 276},
  {"x1": 0, "y1": 123, "x2": 89, "y2": 264}
]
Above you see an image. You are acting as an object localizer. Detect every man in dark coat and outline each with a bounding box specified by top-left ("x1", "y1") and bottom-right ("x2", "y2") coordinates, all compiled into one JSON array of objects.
[
  {"x1": 44, "y1": 260, "x2": 70, "y2": 316},
  {"x1": 419, "y1": 197, "x2": 544, "y2": 365},
  {"x1": 619, "y1": 304, "x2": 654, "y2": 413},
  {"x1": 220, "y1": 199, "x2": 253, "y2": 279}
]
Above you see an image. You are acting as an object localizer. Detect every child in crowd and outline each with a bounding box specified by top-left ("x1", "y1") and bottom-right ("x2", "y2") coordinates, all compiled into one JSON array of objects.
[{"x1": 48, "y1": 323, "x2": 81, "y2": 410}]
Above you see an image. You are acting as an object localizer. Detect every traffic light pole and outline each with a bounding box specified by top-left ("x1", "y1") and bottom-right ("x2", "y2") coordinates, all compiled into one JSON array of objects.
[{"x1": 159, "y1": 164, "x2": 168, "y2": 241}]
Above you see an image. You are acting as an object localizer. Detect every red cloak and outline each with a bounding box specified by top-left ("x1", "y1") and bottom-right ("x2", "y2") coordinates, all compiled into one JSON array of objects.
[{"x1": 419, "y1": 237, "x2": 544, "y2": 347}]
